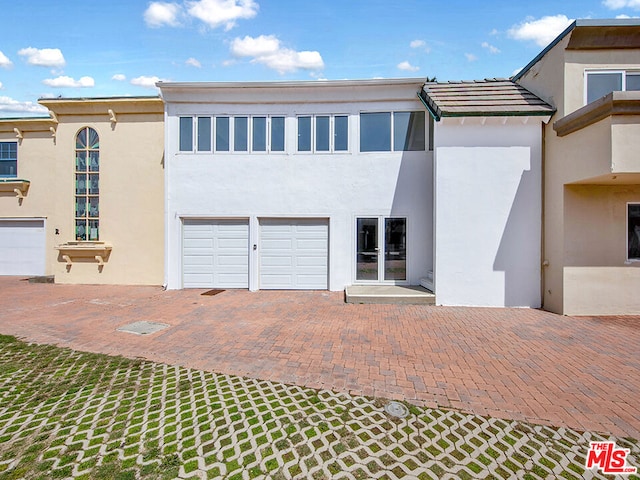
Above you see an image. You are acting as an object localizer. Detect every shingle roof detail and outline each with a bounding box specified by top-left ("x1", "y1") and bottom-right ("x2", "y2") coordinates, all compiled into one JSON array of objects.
[{"x1": 419, "y1": 79, "x2": 555, "y2": 121}]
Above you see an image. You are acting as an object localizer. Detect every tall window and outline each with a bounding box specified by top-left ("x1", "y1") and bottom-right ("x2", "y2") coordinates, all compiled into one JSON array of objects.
[
  {"x1": 628, "y1": 204, "x2": 640, "y2": 261},
  {"x1": 297, "y1": 115, "x2": 348, "y2": 152},
  {"x1": 0, "y1": 142, "x2": 17, "y2": 177},
  {"x1": 75, "y1": 127, "x2": 99, "y2": 241}
]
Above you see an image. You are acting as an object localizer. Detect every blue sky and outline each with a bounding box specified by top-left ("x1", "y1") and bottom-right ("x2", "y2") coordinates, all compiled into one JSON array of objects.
[{"x1": 0, "y1": 0, "x2": 639, "y2": 117}]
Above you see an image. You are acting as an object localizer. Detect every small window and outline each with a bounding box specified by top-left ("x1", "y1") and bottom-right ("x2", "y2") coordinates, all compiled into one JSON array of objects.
[
  {"x1": 627, "y1": 73, "x2": 640, "y2": 91},
  {"x1": 197, "y1": 117, "x2": 211, "y2": 151},
  {"x1": 234, "y1": 117, "x2": 248, "y2": 152},
  {"x1": 252, "y1": 117, "x2": 267, "y2": 152},
  {"x1": 360, "y1": 113, "x2": 391, "y2": 152},
  {"x1": 334, "y1": 115, "x2": 348, "y2": 151},
  {"x1": 0, "y1": 142, "x2": 17, "y2": 177},
  {"x1": 394, "y1": 111, "x2": 425, "y2": 151},
  {"x1": 271, "y1": 116, "x2": 285, "y2": 152},
  {"x1": 179, "y1": 117, "x2": 193, "y2": 152},
  {"x1": 216, "y1": 117, "x2": 230, "y2": 152},
  {"x1": 298, "y1": 116, "x2": 312, "y2": 152},
  {"x1": 628, "y1": 204, "x2": 640, "y2": 261}
]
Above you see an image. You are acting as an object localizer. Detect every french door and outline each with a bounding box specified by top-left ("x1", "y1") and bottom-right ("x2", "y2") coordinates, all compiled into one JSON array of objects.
[{"x1": 356, "y1": 217, "x2": 407, "y2": 282}]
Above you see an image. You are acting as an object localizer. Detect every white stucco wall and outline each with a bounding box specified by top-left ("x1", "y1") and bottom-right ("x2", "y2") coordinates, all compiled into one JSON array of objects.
[
  {"x1": 162, "y1": 82, "x2": 433, "y2": 291},
  {"x1": 433, "y1": 118, "x2": 543, "y2": 307}
]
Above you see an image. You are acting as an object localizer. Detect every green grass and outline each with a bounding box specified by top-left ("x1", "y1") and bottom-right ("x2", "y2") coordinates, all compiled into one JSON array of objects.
[{"x1": 0, "y1": 334, "x2": 635, "y2": 479}]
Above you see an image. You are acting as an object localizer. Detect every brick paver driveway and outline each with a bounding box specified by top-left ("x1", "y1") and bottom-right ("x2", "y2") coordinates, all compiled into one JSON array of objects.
[{"x1": 0, "y1": 277, "x2": 638, "y2": 440}]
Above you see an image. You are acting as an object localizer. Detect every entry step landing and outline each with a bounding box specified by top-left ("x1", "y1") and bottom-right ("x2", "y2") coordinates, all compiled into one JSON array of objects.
[{"x1": 345, "y1": 285, "x2": 435, "y2": 305}]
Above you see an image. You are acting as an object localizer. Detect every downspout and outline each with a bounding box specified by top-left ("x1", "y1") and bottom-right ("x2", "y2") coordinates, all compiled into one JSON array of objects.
[{"x1": 540, "y1": 122, "x2": 546, "y2": 309}]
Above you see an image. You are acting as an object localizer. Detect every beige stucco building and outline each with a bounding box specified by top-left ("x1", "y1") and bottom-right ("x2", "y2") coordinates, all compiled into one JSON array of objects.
[
  {"x1": 516, "y1": 19, "x2": 640, "y2": 315},
  {"x1": 0, "y1": 97, "x2": 165, "y2": 285}
]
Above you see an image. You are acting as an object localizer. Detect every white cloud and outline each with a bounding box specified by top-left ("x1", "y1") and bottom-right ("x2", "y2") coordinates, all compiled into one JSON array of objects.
[
  {"x1": 410, "y1": 39, "x2": 426, "y2": 48},
  {"x1": 0, "y1": 51, "x2": 12, "y2": 69},
  {"x1": 0, "y1": 96, "x2": 48, "y2": 115},
  {"x1": 616, "y1": 13, "x2": 640, "y2": 17},
  {"x1": 230, "y1": 35, "x2": 324, "y2": 74},
  {"x1": 131, "y1": 75, "x2": 164, "y2": 88},
  {"x1": 18, "y1": 47, "x2": 66, "y2": 68},
  {"x1": 465, "y1": 53, "x2": 478, "y2": 62},
  {"x1": 397, "y1": 61, "x2": 419, "y2": 72},
  {"x1": 489, "y1": 28, "x2": 499, "y2": 36},
  {"x1": 112, "y1": 73, "x2": 126, "y2": 81},
  {"x1": 187, "y1": 0, "x2": 258, "y2": 30},
  {"x1": 43, "y1": 76, "x2": 95, "y2": 88},
  {"x1": 144, "y1": 2, "x2": 182, "y2": 27},
  {"x1": 185, "y1": 57, "x2": 202, "y2": 67},
  {"x1": 507, "y1": 15, "x2": 573, "y2": 47},
  {"x1": 0, "y1": 82, "x2": 3, "y2": 89},
  {"x1": 481, "y1": 41, "x2": 501, "y2": 54},
  {"x1": 603, "y1": 0, "x2": 640, "y2": 9}
]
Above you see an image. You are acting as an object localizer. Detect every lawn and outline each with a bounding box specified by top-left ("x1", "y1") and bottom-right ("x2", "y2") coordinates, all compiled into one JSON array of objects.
[{"x1": 0, "y1": 334, "x2": 637, "y2": 479}]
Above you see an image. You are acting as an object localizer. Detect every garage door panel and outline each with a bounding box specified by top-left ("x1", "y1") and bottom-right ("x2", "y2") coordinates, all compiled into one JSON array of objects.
[
  {"x1": 260, "y1": 218, "x2": 328, "y2": 290},
  {"x1": 0, "y1": 220, "x2": 46, "y2": 276},
  {"x1": 183, "y1": 219, "x2": 248, "y2": 288}
]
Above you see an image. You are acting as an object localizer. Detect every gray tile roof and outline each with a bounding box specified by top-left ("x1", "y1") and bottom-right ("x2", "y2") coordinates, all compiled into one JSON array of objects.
[{"x1": 419, "y1": 79, "x2": 555, "y2": 120}]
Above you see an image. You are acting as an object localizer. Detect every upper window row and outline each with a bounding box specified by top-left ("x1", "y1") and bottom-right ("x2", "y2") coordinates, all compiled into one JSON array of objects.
[
  {"x1": 586, "y1": 70, "x2": 640, "y2": 104},
  {"x1": 178, "y1": 111, "x2": 428, "y2": 154},
  {"x1": 0, "y1": 142, "x2": 17, "y2": 178}
]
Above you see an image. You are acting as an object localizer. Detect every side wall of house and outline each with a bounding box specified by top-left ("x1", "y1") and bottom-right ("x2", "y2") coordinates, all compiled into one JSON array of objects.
[{"x1": 433, "y1": 118, "x2": 543, "y2": 307}]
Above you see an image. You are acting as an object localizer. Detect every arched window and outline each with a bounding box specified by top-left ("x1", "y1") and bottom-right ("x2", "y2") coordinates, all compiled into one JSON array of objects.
[{"x1": 75, "y1": 127, "x2": 99, "y2": 241}]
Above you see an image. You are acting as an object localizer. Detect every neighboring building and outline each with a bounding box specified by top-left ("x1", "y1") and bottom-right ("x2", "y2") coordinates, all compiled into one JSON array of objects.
[
  {"x1": 0, "y1": 97, "x2": 165, "y2": 285},
  {"x1": 515, "y1": 19, "x2": 640, "y2": 315},
  {"x1": 159, "y1": 79, "x2": 553, "y2": 308}
]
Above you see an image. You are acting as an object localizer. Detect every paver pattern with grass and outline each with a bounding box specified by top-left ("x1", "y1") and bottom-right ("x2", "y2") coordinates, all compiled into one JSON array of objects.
[{"x1": 0, "y1": 334, "x2": 637, "y2": 479}]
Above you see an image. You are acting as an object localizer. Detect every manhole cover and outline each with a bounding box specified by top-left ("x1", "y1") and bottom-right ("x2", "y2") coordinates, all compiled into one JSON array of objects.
[
  {"x1": 117, "y1": 321, "x2": 169, "y2": 335},
  {"x1": 384, "y1": 401, "x2": 409, "y2": 418}
]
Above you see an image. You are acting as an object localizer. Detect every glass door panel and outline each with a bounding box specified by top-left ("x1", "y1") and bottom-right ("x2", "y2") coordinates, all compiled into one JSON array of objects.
[
  {"x1": 356, "y1": 218, "x2": 378, "y2": 280},
  {"x1": 384, "y1": 218, "x2": 406, "y2": 280}
]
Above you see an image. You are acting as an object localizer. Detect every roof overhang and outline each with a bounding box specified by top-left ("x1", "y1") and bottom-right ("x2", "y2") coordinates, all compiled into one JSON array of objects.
[{"x1": 513, "y1": 18, "x2": 640, "y2": 81}]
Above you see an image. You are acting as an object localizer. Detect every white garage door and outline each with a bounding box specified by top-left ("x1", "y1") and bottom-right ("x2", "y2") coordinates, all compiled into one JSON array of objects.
[
  {"x1": 183, "y1": 219, "x2": 249, "y2": 288},
  {"x1": 0, "y1": 219, "x2": 46, "y2": 276},
  {"x1": 260, "y1": 218, "x2": 328, "y2": 289}
]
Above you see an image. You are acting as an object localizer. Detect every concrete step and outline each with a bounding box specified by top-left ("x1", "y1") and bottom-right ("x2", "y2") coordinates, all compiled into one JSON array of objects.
[{"x1": 345, "y1": 285, "x2": 436, "y2": 305}]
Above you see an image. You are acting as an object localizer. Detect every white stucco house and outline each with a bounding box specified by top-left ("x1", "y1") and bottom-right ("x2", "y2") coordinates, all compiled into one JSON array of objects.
[{"x1": 158, "y1": 78, "x2": 553, "y2": 307}]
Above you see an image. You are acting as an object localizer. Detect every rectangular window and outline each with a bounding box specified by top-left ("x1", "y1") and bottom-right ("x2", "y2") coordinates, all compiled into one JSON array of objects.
[
  {"x1": 0, "y1": 142, "x2": 17, "y2": 177},
  {"x1": 316, "y1": 116, "x2": 330, "y2": 152},
  {"x1": 360, "y1": 112, "x2": 391, "y2": 152},
  {"x1": 271, "y1": 116, "x2": 285, "y2": 152},
  {"x1": 627, "y1": 73, "x2": 640, "y2": 91},
  {"x1": 586, "y1": 70, "x2": 640, "y2": 104},
  {"x1": 586, "y1": 72, "x2": 622, "y2": 104},
  {"x1": 394, "y1": 111, "x2": 425, "y2": 151},
  {"x1": 334, "y1": 115, "x2": 348, "y2": 151},
  {"x1": 298, "y1": 116, "x2": 312, "y2": 152},
  {"x1": 179, "y1": 117, "x2": 193, "y2": 152},
  {"x1": 628, "y1": 204, "x2": 640, "y2": 261},
  {"x1": 252, "y1": 117, "x2": 267, "y2": 152},
  {"x1": 234, "y1": 117, "x2": 248, "y2": 152},
  {"x1": 216, "y1": 117, "x2": 230, "y2": 152},
  {"x1": 197, "y1": 117, "x2": 211, "y2": 151}
]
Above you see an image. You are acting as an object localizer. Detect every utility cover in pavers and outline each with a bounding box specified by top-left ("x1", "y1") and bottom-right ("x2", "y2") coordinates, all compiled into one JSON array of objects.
[{"x1": 117, "y1": 321, "x2": 169, "y2": 335}]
